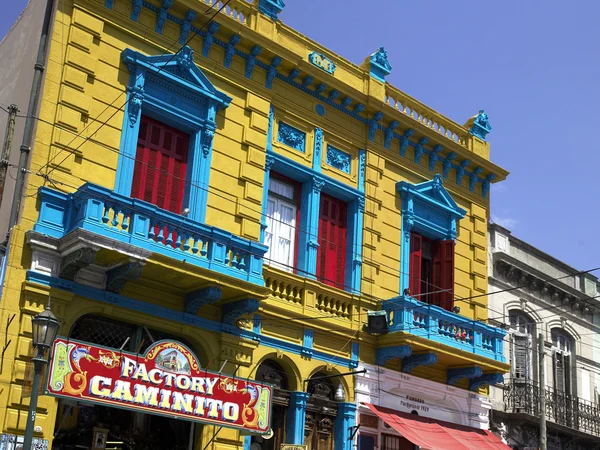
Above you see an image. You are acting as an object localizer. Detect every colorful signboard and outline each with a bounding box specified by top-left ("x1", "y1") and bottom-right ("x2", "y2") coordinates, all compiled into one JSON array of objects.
[{"x1": 46, "y1": 338, "x2": 273, "y2": 433}]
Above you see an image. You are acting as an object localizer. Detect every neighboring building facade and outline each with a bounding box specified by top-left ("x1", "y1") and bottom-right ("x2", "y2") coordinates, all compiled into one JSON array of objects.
[
  {"x1": 0, "y1": 1, "x2": 509, "y2": 449},
  {"x1": 488, "y1": 223, "x2": 600, "y2": 450}
]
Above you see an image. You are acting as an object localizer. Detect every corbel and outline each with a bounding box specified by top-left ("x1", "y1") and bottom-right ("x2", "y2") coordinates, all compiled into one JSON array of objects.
[
  {"x1": 443, "y1": 152, "x2": 456, "y2": 178},
  {"x1": 131, "y1": 0, "x2": 143, "y2": 21},
  {"x1": 288, "y1": 67, "x2": 300, "y2": 80},
  {"x1": 447, "y1": 366, "x2": 482, "y2": 386},
  {"x1": 469, "y1": 373, "x2": 504, "y2": 392},
  {"x1": 469, "y1": 166, "x2": 484, "y2": 192},
  {"x1": 414, "y1": 137, "x2": 428, "y2": 164},
  {"x1": 368, "y1": 112, "x2": 383, "y2": 141},
  {"x1": 456, "y1": 159, "x2": 471, "y2": 185},
  {"x1": 224, "y1": 34, "x2": 241, "y2": 68},
  {"x1": 482, "y1": 173, "x2": 496, "y2": 198},
  {"x1": 155, "y1": 0, "x2": 173, "y2": 34},
  {"x1": 245, "y1": 45, "x2": 262, "y2": 79},
  {"x1": 399, "y1": 128, "x2": 415, "y2": 156},
  {"x1": 328, "y1": 89, "x2": 340, "y2": 101},
  {"x1": 384, "y1": 120, "x2": 399, "y2": 149},
  {"x1": 105, "y1": 261, "x2": 144, "y2": 293},
  {"x1": 375, "y1": 345, "x2": 412, "y2": 366},
  {"x1": 401, "y1": 352, "x2": 437, "y2": 374},
  {"x1": 179, "y1": 10, "x2": 196, "y2": 45},
  {"x1": 353, "y1": 103, "x2": 365, "y2": 114},
  {"x1": 60, "y1": 247, "x2": 96, "y2": 281},
  {"x1": 222, "y1": 298, "x2": 260, "y2": 326},
  {"x1": 314, "y1": 83, "x2": 327, "y2": 95},
  {"x1": 429, "y1": 144, "x2": 442, "y2": 171},
  {"x1": 185, "y1": 286, "x2": 222, "y2": 315},
  {"x1": 266, "y1": 57, "x2": 282, "y2": 89},
  {"x1": 302, "y1": 75, "x2": 314, "y2": 87},
  {"x1": 202, "y1": 22, "x2": 220, "y2": 57}
]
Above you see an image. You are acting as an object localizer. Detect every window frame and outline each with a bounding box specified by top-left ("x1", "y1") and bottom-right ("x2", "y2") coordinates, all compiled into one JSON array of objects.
[
  {"x1": 552, "y1": 328, "x2": 575, "y2": 395},
  {"x1": 116, "y1": 47, "x2": 231, "y2": 224},
  {"x1": 508, "y1": 310, "x2": 536, "y2": 382}
]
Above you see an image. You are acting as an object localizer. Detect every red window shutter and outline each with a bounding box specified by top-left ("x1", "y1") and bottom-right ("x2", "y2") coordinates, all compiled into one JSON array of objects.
[
  {"x1": 409, "y1": 233, "x2": 422, "y2": 298},
  {"x1": 439, "y1": 239, "x2": 455, "y2": 310},
  {"x1": 317, "y1": 194, "x2": 347, "y2": 289},
  {"x1": 431, "y1": 241, "x2": 442, "y2": 307},
  {"x1": 131, "y1": 116, "x2": 189, "y2": 214}
]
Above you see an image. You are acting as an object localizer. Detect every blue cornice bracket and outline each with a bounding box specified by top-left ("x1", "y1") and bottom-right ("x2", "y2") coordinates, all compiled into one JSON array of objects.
[
  {"x1": 105, "y1": 0, "x2": 113, "y2": 9},
  {"x1": 384, "y1": 120, "x2": 399, "y2": 149},
  {"x1": 185, "y1": 286, "x2": 222, "y2": 315},
  {"x1": 353, "y1": 103, "x2": 365, "y2": 114},
  {"x1": 429, "y1": 144, "x2": 443, "y2": 171},
  {"x1": 447, "y1": 366, "x2": 482, "y2": 386},
  {"x1": 131, "y1": 0, "x2": 143, "y2": 21},
  {"x1": 222, "y1": 298, "x2": 260, "y2": 326},
  {"x1": 202, "y1": 22, "x2": 220, "y2": 58},
  {"x1": 482, "y1": 173, "x2": 496, "y2": 198},
  {"x1": 368, "y1": 112, "x2": 383, "y2": 141},
  {"x1": 314, "y1": 83, "x2": 327, "y2": 95},
  {"x1": 302, "y1": 75, "x2": 313, "y2": 87},
  {"x1": 328, "y1": 89, "x2": 340, "y2": 101},
  {"x1": 127, "y1": 86, "x2": 144, "y2": 128},
  {"x1": 245, "y1": 45, "x2": 262, "y2": 79},
  {"x1": 469, "y1": 372, "x2": 504, "y2": 392},
  {"x1": 456, "y1": 159, "x2": 470, "y2": 186},
  {"x1": 442, "y1": 152, "x2": 456, "y2": 178},
  {"x1": 288, "y1": 67, "x2": 300, "y2": 80},
  {"x1": 105, "y1": 261, "x2": 144, "y2": 294},
  {"x1": 402, "y1": 352, "x2": 437, "y2": 374},
  {"x1": 341, "y1": 97, "x2": 352, "y2": 108},
  {"x1": 414, "y1": 137, "x2": 428, "y2": 164},
  {"x1": 179, "y1": 10, "x2": 197, "y2": 45},
  {"x1": 399, "y1": 128, "x2": 414, "y2": 157},
  {"x1": 467, "y1": 110, "x2": 492, "y2": 141},
  {"x1": 368, "y1": 47, "x2": 392, "y2": 82},
  {"x1": 266, "y1": 56, "x2": 282, "y2": 89},
  {"x1": 469, "y1": 166, "x2": 484, "y2": 192},
  {"x1": 376, "y1": 345, "x2": 412, "y2": 366},
  {"x1": 155, "y1": 0, "x2": 173, "y2": 34},
  {"x1": 258, "y1": 0, "x2": 285, "y2": 21},
  {"x1": 224, "y1": 34, "x2": 241, "y2": 68}
]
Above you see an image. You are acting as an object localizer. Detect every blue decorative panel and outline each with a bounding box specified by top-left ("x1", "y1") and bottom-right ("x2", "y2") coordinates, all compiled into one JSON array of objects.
[
  {"x1": 277, "y1": 122, "x2": 306, "y2": 152},
  {"x1": 309, "y1": 52, "x2": 336, "y2": 74},
  {"x1": 326, "y1": 145, "x2": 351, "y2": 174},
  {"x1": 315, "y1": 104, "x2": 325, "y2": 116}
]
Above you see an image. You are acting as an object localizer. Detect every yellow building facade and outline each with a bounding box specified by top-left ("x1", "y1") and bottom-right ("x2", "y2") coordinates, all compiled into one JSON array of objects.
[{"x1": 0, "y1": 0, "x2": 510, "y2": 449}]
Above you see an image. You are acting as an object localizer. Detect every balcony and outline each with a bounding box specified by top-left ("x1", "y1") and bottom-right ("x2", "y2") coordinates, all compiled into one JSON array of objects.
[
  {"x1": 382, "y1": 294, "x2": 506, "y2": 363},
  {"x1": 504, "y1": 379, "x2": 600, "y2": 437},
  {"x1": 31, "y1": 183, "x2": 267, "y2": 290}
]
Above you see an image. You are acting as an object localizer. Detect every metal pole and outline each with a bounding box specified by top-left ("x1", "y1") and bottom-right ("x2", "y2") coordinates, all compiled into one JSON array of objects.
[
  {"x1": 22, "y1": 351, "x2": 47, "y2": 450},
  {"x1": 539, "y1": 332, "x2": 547, "y2": 450},
  {"x1": 0, "y1": 104, "x2": 19, "y2": 205},
  {"x1": 7, "y1": 0, "x2": 55, "y2": 234}
]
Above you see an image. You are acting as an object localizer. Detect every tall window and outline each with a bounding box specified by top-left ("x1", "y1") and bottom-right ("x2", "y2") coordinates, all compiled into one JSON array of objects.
[
  {"x1": 552, "y1": 329, "x2": 573, "y2": 395},
  {"x1": 508, "y1": 311, "x2": 535, "y2": 381},
  {"x1": 316, "y1": 194, "x2": 347, "y2": 289},
  {"x1": 408, "y1": 232, "x2": 454, "y2": 310},
  {"x1": 131, "y1": 115, "x2": 189, "y2": 214},
  {"x1": 265, "y1": 176, "x2": 298, "y2": 272}
]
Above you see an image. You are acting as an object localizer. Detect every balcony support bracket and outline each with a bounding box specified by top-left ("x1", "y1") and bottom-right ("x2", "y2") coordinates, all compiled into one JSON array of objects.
[
  {"x1": 222, "y1": 298, "x2": 259, "y2": 326},
  {"x1": 447, "y1": 366, "x2": 482, "y2": 386},
  {"x1": 402, "y1": 352, "x2": 437, "y2": 374},
  {"x1": 469, "y1": 372, "x2": 504, "y2": 392},
  {"x1": 376, "y1": 345, "x2": 412, "y2": 366},
  {"x1": 59, "y1": 247, "x2": 97, "y2": 281},
  {"x1": 185, "y1": 286, "x2": 222, "y2": 315},
  {"x1": 106, "y1": 261, "x2": 144, "y2": 293}
]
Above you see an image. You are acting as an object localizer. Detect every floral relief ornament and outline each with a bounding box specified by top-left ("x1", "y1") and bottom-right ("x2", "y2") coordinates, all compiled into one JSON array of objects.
[
  {"x1": 128, "y1": 87, "x2": 144, "y2": 127},
  {"x1": 202, "y1": 126, "x2": 215, "y2": 157}
]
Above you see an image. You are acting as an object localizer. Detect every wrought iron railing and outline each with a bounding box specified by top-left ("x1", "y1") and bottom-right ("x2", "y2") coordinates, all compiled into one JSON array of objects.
[{"x1": 504, "y1": 379, "x2": 600, "y2": 436}]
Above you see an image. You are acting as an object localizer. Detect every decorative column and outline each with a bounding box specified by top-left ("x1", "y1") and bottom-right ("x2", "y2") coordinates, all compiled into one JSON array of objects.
[
  {"x1": 334, "y1": 402, "x2": 357, "y2": 450},
  {"x1": 286, "y1": 391, "x2": 310, "y2": 444},
  {"x1": 298, "y1": 176, "x2": 323, "y2": 278},
  {"x1": 115, "y1": 69, "x2": 144, "y2": 196}
]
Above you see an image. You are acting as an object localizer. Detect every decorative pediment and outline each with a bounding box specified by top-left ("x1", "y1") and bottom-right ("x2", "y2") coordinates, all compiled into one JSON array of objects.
[
  {"x1": 397, "y1": 174, "x2": 466, "y2": 240},
  {"x1": 121, "y1": 46, "x2": 231, "y2": 110}
]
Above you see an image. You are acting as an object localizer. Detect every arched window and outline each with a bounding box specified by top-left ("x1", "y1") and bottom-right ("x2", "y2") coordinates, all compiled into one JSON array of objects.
[
  {"x1": 552, "y1": 328, "x2": 574, "y2": 395},
  {"x1": 508, "y1": 310, "x2": 535, "y2": 381},
  {"x1": 252, "y1": 360, "x2": 290, "y2": 450}
]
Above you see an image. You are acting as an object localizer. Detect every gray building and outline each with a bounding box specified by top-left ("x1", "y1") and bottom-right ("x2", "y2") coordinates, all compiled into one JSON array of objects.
[{"x1": 488, "y1": 223, "x2": 600, "y2": 450}]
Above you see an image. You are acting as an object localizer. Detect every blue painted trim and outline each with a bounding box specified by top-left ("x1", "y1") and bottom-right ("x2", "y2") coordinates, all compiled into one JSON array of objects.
[
  {"x1": 368, "y1": 112, "x2": 383, "y2": 141},
  {"x1": 384, "y1": 120, "x2": 399, "y2": 149},
  {"x1": 266, "y1": 57, "x2": 282, "y2": 89},
  {"x1": 314, "y1": 83, "x2": 327, "y2": 96},
  {"x1": 108, "y1": 1, "x2": 498, "y2": 196},
  {"x1": 131, "y1": 0, "x2": 143, "y2": 21},
  {"x1": 253, "y1": 314, "x2": 262, "y2": 337},
  {"x1": 155, "y1": 0, "x2": 173, "y2": 34},
  {"x1": 382, "y1": 295, "x2": 507, "y2": 362},
  {"x1": 335, "y1": 402, "x2": 357, "y2": 450},
  {"x1": 469, "y1": 372, "x2": 503, "y2": 391},
  {"x1": 26, "y1": 272, "x2": 358, "y2": 368},
  {"x1": 326, "y1": 145, "x2": 351, "y2": 174},
  {"x1": 258, "y1": 0, "x2": 285, "y2": 21},
  {"x1": 315, "y1": 104, "x2": 325, "y2": 117},
  {"x1": 350, "y1": 342, "x2": 359, "y2": 369},
  {"x1": 429, "y1": 144, "x2": 442, "y2": 171},
  {"x1": 224, "y1": 34, "x2": 241, "y2": 69},
  {"x1": 302, "y1": 328, "x2": 314, "y2": 358},
  {"x1": 286, "y1": 392, "x2": 309, "y2": 444},
  {"x1": 184, "y1": 286, "x2": 221, "y2": 314},
  {"x1": 105, "y1": 0, "x2": 113, "y2": 8},
  {"x1": 260, "y1": 107, "x2": 275, "y2": 242},
  {"x1": 201, "y1": 21, "x2": 219, "y2": 57},
  {"x1": 376, "y1": 345, "x2": 412, "y2": 365},
  {"x1": 179, "y1": 10, "x2": 196, "y2": 45},
  {"x1": 243, "y1": 436, "x2": 251, "y2": 450},
  {"x1": 308, "y1": 52, "x2": 336, "y2": 75},
  {"x1": 0, "y1": 242, "x2": 9, "y2": 302}
]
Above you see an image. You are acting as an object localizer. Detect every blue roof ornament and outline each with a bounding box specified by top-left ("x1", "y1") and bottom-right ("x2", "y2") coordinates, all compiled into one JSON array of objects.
[
  {"x1": 258, "y1": 0, "x2": 285, "y2": 21},
  {"x1": 369, "y1": 47, "x2": 392, "y2": 82},
  {"x1": 466, "y1": 110, "x2": 492, "y2": 141}
]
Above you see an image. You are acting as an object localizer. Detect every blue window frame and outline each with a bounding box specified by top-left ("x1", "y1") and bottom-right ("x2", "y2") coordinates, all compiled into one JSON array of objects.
[{"x1": 115, "y1": 46, "x2": 231, "y2": 224}]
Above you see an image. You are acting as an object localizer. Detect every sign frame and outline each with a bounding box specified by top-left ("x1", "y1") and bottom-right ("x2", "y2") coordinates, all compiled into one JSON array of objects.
[{"x1": 45, "y1": 337, "x2": 273, "y2": 434}]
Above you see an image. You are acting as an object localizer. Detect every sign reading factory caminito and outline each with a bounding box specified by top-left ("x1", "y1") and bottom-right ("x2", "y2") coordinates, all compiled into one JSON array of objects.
[{"x1": 46, "y1": 338, "x2": 273, "y2": 433}]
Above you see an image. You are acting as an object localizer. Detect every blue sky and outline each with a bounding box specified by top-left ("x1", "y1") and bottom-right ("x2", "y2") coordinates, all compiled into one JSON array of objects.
[{"x1": 2, "y1": 1, "x2": 599, "y2": 272}]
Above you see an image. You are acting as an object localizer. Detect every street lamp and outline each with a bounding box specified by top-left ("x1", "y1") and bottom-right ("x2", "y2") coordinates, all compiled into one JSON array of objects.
[{"x1": 22, "y1": 300, "x2": 60, "y2": 450}]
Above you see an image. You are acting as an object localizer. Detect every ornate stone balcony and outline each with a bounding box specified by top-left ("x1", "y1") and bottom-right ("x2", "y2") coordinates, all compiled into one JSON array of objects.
[
  {"x1": 382, "y1": 294, "x2": 506, "y2": 363},
  {"x1": 30, "y1": 183, "x2": 267, "y2": 290}
]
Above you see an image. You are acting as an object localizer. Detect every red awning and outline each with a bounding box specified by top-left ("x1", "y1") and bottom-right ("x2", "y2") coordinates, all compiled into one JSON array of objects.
[{"x1": 363, "y1": 403, "x2": 511, "y2": 450}]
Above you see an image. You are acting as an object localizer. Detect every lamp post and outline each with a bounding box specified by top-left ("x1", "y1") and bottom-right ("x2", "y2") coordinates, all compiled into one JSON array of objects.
[{"x1": 22, "y1": 301, "x2": 60, "y2": 450}]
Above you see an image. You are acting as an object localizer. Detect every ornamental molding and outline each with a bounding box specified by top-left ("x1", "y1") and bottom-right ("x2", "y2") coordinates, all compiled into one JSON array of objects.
[
  {"x1": 375, "y1": 345, "x2": 412, "y2": 365},
  {"x1": 326, "y1": 145, "x2": 351, "y2": 174},
  {"x1": 277, "y1": 121, "x2": 306, "y2": 152},
  {"x1": 185, "y1": 286, "x2": 222, "y2": 314}
]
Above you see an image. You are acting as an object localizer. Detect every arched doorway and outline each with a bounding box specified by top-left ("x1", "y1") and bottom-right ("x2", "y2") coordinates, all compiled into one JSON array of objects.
[
  {"x1": 305, "y1": 372, "x2": 342, "y2": 450},
  {"x1": 251, "y1": 360, "x2": 290, "y2": 450},
  {"x1": 51, "y1": 315, "x2": 201, "y2": 450}
]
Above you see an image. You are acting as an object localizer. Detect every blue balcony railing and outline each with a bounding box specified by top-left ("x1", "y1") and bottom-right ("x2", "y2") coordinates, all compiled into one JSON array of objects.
[
  {"x1": 34, "y1": 183, "x2": 267, "y2": 286},
  {"x1": 382, "y1": 295, "x2": 506, "y2": 362}
]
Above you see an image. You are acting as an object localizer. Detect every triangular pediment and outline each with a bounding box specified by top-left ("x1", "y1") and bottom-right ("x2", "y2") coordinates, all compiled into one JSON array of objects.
[
  {"x1": 397, "y1": 174, "x2": 466, "y2": 219},
  {"x1": 121, "y1": 46, "x2": 231, "y2": 109}
]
